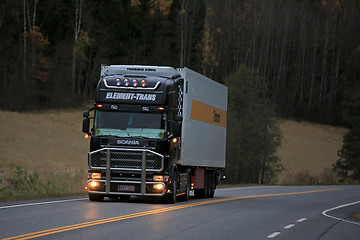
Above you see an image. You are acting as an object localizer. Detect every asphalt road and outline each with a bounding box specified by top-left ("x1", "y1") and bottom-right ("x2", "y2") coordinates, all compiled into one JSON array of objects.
[{"x1": 0, "y1": 185, "x2": 359, "y2": 240}]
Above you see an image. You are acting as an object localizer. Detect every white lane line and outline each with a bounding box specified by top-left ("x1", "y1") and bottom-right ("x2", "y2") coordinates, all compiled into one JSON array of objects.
[
  {"x1": 0, "y1": 197, "x2": 88, "y2": 210},
  {"x1": 322, "y1": 200, "x2": 360, "y2": 226},
  {"x1": 267, "y1": 232, "x2": 281, "y2": 238},
  {"x1": 284, "y1": 224, "x2": 295, "y2": 229},
  {"x1": 267, "y1": 217, "x2": 307, "y2": 238},
  {"x1": 297, "y1": 218, "x2": 307, "y2": 222}
]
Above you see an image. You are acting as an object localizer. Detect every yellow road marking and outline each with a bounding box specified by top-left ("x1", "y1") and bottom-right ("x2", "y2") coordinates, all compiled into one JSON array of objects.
[{"x1": 1, "y1": 188, "x2": 340, "y2": 240}]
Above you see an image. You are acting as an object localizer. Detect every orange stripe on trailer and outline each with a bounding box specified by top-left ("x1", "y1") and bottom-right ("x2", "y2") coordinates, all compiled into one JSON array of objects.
[{"x1": 190, "y1": 100, "x2": 227, "y2": 128}]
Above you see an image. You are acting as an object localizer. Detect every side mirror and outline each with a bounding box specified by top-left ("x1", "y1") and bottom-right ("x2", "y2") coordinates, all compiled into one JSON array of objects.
[
  {"x1": 172, "y1": 122, "x2": 181, "y2": 136},
  {"x1": 82, "y1": 117, "x2": 90, "y2": 133},
  {"x1": 83, "y1": 110, "x2": 90, "y2": 118}
]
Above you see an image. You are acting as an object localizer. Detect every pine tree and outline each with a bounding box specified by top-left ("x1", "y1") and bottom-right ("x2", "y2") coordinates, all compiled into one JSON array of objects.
[
  {"x1": 225, "y1": 65, "x2": 282, "y2": 184},
  {"x1": 333, "y1": 119, "x2": 360, "y2": 182}
]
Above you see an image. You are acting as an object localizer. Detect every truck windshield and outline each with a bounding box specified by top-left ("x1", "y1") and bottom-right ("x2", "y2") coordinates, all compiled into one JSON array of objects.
[{"x1": 94, "y1": 111, "x2": 166, "y2": 139}]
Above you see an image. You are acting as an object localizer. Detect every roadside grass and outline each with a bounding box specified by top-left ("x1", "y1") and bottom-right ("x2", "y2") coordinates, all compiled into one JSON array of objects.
[
  {"x1": 351, "y1": 210, "x2": 360, "y2": 222},
  {"x1": 280, "y1": 168, "x2": 340, "y2": 185},
  {"x1": 277, "y1": 119, "x2": 348, "y2": 184},
  {"x1": 0, "y1": 167, "x2": 87, "y2": 202}
]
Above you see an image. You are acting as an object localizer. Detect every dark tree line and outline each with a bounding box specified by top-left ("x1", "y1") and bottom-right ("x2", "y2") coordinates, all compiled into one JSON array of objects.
[
  {"x1": 205, "y1": 0, "x2": 360, "y2": 126},
  {"x1": 1, "y1": 0, "x2": 360, "y2": 126},
  {"x1": 225, "y1": 65, "x2": 282, "y2": 184},
  {"x1": 2, "y1": 0, "x2": 360, "y2": 184}
]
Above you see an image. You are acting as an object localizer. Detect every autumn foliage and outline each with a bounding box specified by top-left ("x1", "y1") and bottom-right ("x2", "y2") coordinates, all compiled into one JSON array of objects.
[{"x1": 24, "y1": 26, "x2": 53, "y2": 83}]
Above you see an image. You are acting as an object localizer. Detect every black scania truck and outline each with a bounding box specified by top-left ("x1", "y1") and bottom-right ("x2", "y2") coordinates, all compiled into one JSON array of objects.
[{"x1": 82, "y1": 65, "x2": 227, "y2": 203}]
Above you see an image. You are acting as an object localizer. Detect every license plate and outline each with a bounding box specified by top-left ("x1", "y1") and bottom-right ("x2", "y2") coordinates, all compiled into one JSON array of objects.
[{"x1": 118, "y1": 185, "x2": 135, "y2": 192}]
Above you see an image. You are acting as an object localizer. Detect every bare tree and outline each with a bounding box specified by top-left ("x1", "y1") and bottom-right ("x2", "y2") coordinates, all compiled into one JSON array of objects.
[
  {"x1": 23, "y1": 0, "x2": 27, "y2": 83},
  {"x1": 0, "y1": 0, "x2": 6, "y2": 29},
  {"x1": 72, "y1": 0, "x2": 83, "y2": 95},
  {"x1": 179, "y1": 0, "x2": 187, "y2": 67}
]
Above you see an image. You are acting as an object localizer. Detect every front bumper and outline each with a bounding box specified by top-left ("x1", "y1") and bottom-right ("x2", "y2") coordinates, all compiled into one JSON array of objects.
[{"x1": 87, "y1": 148, "x2": 165, "y2": 196}]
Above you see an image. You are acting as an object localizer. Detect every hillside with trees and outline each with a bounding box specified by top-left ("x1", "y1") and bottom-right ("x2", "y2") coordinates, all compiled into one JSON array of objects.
[
  {"x1": 1, "y1": 0, "x2": 359, "y2": 184},
  {"x1": 1, "y1": 0, "x2": 359, "y2": 125}
]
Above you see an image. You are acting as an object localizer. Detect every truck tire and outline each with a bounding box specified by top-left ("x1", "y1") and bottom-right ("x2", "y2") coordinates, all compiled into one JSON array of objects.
[
  {"x1": 208, "y1": 171, "x2": 215, "y2": 198},
  {"x1": 89, "y1": 193, "x2": 104, "y2": 202},
  {"x1": 204, "y1": 173, "x2": 210, "y2": 198},
  {"x1": 164, "y1": 167, "x2": 178, "y2": 204},
  {"x1": 164, "y1": 177, "x2": 177, "y2": 204},
  {"x1": 178, "y1": 171, "x2": 190, "y2": 201}
]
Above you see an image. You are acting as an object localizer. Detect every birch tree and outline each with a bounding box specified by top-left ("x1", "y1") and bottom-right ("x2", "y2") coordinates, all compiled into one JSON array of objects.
[{"x1": 72, "y1": 0, "x2": 83, "y2": 95}]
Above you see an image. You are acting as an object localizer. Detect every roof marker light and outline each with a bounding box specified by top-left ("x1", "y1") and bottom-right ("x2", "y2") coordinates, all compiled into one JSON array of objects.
[
  {"x1": 115, "y1": 78, "x2": 121, "y2": 86},
  {"x1": 124, "y1": 78, "x2": 130, "y2": 86},
  {"x1": 132, "y1": 79, "x2": 138, "y2": 87},
  {"x1": 141, "y1": 79, "x2": 146, "y2": 87},
  {"x1": 158, "y1": 107, "x2": 165, "y2": 110},
  {"x1": 96, "y1": 104, "x2": 103, "y2": 108}
]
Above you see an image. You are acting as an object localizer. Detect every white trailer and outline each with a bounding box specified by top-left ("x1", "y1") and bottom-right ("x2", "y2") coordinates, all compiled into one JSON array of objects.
[{"x1": 177, "y1": 68, "x2": 227, "y2": 169}]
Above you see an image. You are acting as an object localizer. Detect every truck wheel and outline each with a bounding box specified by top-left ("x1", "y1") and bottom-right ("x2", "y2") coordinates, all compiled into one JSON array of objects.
[
  {"x1": 178, "y1": 172, "x2": 190, "y2": 201},
  {"x1": 164, "y1": 177, "x2": 177, "y2": 204},
  {"x1": 208, "y1": 172, "x2": 215, "y2": 198},
  {"x1": 89, "y1": 193, "x2": 104, "y2": 202}
]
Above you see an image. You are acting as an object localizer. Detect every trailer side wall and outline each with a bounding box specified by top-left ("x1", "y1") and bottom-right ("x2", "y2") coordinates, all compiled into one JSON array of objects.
[{"x1": 177, "y1": 68, "x2": 227, "y2": 168}]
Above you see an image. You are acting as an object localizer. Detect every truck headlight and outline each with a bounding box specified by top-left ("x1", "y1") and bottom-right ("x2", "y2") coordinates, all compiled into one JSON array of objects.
[
  {"x1": 89, "y1": 181, "x2": 99, "y2": 188},
  {"x1": 154, "y1": 183, "x2": 164, "y2": 190}
]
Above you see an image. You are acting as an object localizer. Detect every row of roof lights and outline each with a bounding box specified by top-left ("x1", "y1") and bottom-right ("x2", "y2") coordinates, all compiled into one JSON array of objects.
[{"x1": 115, "y1": 78, "x2": 147, "y2": 87}]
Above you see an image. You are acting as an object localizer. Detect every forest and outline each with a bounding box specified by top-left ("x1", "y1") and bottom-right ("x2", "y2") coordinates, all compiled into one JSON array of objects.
[
  {"x1": 1, "y1": 0, "x2": 360, "y2": 183},
  {"x1": 1, "y1": 0, "x2": 360, "y2": 126}
]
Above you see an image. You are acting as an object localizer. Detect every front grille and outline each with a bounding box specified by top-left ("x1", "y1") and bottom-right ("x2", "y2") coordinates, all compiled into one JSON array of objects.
[{"x1": 89, "y1": 148, "x2": 163, "y2": 171}]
